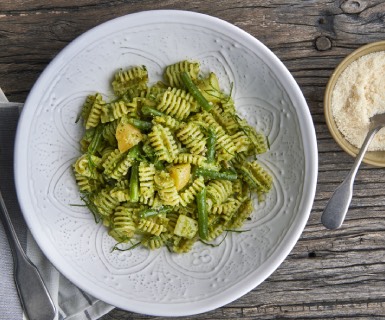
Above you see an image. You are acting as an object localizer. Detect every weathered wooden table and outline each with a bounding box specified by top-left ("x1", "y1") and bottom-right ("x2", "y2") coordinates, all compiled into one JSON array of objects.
[{"x1": 1, "y1": 1, "x2": 385, "y2": 319}]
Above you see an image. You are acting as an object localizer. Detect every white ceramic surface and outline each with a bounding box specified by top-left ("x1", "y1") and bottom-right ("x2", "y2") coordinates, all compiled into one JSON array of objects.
[{"x1": 14, "y1": 10, "x2": 318, "y2": 316}]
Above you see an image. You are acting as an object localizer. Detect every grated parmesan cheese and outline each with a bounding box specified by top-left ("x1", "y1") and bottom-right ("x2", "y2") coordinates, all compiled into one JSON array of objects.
[{"x1": 331, "y1": 51, "x2": 385, "y2": 151}]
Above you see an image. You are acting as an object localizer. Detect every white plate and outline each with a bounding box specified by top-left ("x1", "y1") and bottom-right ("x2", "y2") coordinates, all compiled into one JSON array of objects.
[{"x1": 14, "y1": 10, "x2": 318, "y2": 316}]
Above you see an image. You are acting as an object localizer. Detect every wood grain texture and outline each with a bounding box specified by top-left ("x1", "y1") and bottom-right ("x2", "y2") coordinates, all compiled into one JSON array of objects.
[{"x1": 1, "y1": 0, "x2": 385, "y2": 319}]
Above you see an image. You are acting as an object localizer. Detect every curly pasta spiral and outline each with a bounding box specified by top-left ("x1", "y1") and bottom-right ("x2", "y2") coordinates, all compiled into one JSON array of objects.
[
  {"x1": 221, "y1": 97, "x2": 236, "y2": 113},
  {"x1": 227, "y1": 199, "x2": 253, "y2": 229},
  {"x1": 137, "y1": 194, "x2": 151, "y2": 206},
  {"x1": 155, "y1": 88, "x2": 195, "y2": 121},
  {"x1": 137, "y1": 219, "x2": 167, "y2": 236},
  {"x1": 101, "y1": 99, "x2": 138, "y2": 123},
  {"x1": 166, "y1": 212, "x2": 179, "y2": 231},
  {"x1": 231, "y1": 131, "x2": 252, "y2": 153},
  {"x1": 148, "y1": 124, "x2": 179, "y2": 163},
  {"x1": 248, "y1": 161, "x2": 273, "y2": 193},
  {"x1": 154, "y1": 171, "x2": 180, "y2": 206},
  {"x1": 79, "y1": 129, "x2": 95, "y2": 153},
  {"x1": 82, "y1": 93, "x2": 106, "y2": 129},
  {"x1": 176, "y1": 122, "x2": 206, "y2": 154},
  {"x1": 236, "y1": 161, "x2": 272, "y2": 196},
  {"x1": 102, "y1": 149, "x2": 133, "y2": 180},
  {"x1": 109, "y1": 206, "x2": 136, "y2": 240},
  {"x1": 139, "y1": 162, "x2": 156, "y2": 199},
  {"x1": 173, "y1": 153, "x2": 207, "y2": 166},
  {"x1": 196, "y1": 111, "x2": 236, "y2": 161},
  {"x1": 164, "y1": 60, "x2": 200, "y2": 88},
  {"x1": 73, "y1": 154, "x2": 102, "y2": 178},
  {"x1": 101, "y1": 120, "x2": 118, "y2": 146},
  {"x1": 138, "y1": 85, "x2": 167, "y2": 100},
  {"x1": 236, "y1": 118, "x2": 268, "y2": 154},
  {"x1": 152, "y1": 115, "x2": 181, "y2": 130},
  {"x1": 112, "y1": 66, "x2": 148, "y2": 96},
  {"x1": 91, "y1": 189, "x2": 119, "y2": 216},
  {"x1": 109, "y1": 187, "x2": 130, "y2": 202},
  {"x1": 74, "y1": 172, "x2": 103, "y2": 193},
  {"x1": 206, "y1": 180, "x2": 233, "y2": 205},
  {"x1": 210, "y1": 198, "x2": 242, "y2": 220},
  {"x1": 141, "y1": 235, "x2": 164, "y2": 250},
  {"x1": 210, "y1": 104, "x2": 238, "y2": 134},
  {"x1": 172, "y1": 237, "x2": 196, "y2": 253}
]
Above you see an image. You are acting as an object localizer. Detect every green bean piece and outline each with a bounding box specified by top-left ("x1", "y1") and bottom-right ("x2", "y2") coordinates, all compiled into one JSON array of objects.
[
  {"x1": 206, "y1": 128, "x2": 216, "y2": 162},
  {"x1": 129, "y1": 161, "x2": 139, "y2": 202},
  {"x1": 87, "y1": 126, "x2": 103, "y2": 155},
  {"x1": 181, "y1": 71, "x2": 213, "y2": 111},
  {"x1": 195, "y1": 168, "x2": 237, "y2": 181},
  {"x1": 127, "y1": 118, "x2": 152, "y2": 131},
  {"x1": 140, "y1": 206, "x2": 172, "y2": 218},
  {"x1": 141, "y1": 106, "x2": 165, "y2": 117},
  {"x1": 128, "y1": 144, "x2": 140, "y2": 159},
  {"x1": 196, "y1": 187, "x2": 208, "y2": 240}
]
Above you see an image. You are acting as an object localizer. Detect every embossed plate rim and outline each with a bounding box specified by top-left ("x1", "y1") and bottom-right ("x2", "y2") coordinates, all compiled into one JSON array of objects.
[{"x1": 14, "y1": 10, "x2": 318, "y2": 316}]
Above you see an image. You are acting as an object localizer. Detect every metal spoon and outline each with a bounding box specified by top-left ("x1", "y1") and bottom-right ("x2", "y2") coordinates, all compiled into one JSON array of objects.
[
  {"x1": 321, "y1": 112, "x2": 385, "y2": 229},
  {"x1": 0, "y1": 188, "x2": 56, "y2": 320}
]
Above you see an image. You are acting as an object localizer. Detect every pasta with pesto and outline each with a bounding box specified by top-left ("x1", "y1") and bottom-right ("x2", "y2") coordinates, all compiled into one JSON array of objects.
[{"x1": 73, "y1": 60, "x2": 273, "y2": 253}]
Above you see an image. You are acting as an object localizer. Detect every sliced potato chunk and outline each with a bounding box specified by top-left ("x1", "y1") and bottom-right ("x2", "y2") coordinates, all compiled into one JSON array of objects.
[
  {"x1": 197, "y1": 72, "x2": 222, "y2": 103},
  {"x1": 116, "y1": 119, "x2": 143, "y2": 153},
  {"x1": 174, "y1": 214, "x2": 198, "y2": 239},
  {"x1": 169, "y1": 163, "x2": 191, "y2": 191}
]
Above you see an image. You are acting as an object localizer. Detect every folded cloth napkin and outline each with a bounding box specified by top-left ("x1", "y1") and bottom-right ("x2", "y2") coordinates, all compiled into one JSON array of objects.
[{"x1": 0, "y1": 88, "x2": 114, "y2": 320}]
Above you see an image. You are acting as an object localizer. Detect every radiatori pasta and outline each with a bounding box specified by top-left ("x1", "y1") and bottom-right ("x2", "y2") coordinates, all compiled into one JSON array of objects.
[{"x1": 73, "y1": 60, "x2": 272, "y2": 253}]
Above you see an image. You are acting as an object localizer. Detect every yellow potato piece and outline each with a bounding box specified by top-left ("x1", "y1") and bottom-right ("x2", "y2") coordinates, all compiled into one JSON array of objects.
[
  {"x1": 116, "y1": 121, "x2": 143, "y2": 153},
  {"x1": 197, "y1": 72, "x2": 222, "y2": 103},
  {"x1": 169, "y1": 163, "x2": 191, "y2": 191},
  {"x1": 174, "y1": 214, "x2": 198, "y2": 239}
]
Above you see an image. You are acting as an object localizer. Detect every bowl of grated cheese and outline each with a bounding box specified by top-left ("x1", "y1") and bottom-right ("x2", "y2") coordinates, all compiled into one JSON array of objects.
[{"x1": 324, "y1": 40, "x2": 385, "y2": 167}]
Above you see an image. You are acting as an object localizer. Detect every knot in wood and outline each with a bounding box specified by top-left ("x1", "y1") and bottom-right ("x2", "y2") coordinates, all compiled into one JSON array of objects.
[
  {"x1": 315, "y1": 36, "x2": 332, "y2": 51},
  {"x1": 50, "y1": 20, "x2": 78, "y2": 41},
  {"x1": 341, "y1": 0, "x2": 367, "y2": 14}
]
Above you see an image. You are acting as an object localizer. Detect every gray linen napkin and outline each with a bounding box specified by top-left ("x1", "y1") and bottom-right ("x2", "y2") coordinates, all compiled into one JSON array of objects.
[{"x1": 0, "y1": 89, "x2": 114, "y2": 320}]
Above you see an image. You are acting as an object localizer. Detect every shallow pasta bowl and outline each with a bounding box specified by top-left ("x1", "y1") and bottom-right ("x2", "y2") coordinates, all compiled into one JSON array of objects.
[{"x1": 14, "y1": 10, "x2": 318, "y2": 316}]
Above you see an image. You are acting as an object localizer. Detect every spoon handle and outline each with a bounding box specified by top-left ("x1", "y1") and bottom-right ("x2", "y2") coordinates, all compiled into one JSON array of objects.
[
  {"x1": 321, "y1": 127, "x2": 380, "y2": 229},
  {"x1": 0, "y1": 189, "x2": 56, "y2": 320}
]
